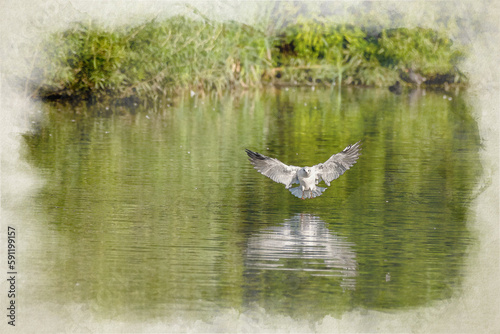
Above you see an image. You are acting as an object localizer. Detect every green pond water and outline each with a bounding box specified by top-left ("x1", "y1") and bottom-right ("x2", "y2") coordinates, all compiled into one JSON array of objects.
[{"x1": 22, "y1": 87, "x2": 481, "y2": 321}]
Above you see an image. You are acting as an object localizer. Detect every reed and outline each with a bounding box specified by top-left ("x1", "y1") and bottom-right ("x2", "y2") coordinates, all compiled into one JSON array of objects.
[{"x1": 30, "y1": 15, "x2": 467, "y2": 101}]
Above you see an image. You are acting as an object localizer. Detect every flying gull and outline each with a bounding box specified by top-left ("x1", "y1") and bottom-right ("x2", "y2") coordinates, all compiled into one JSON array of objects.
[{"x1": 245, "y1": 141, "x2": 361, "y2": 199}]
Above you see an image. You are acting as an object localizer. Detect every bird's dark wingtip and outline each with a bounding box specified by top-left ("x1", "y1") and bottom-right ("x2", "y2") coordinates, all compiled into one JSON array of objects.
[
  {"x1": 343, "y1": 140, "x2": 362, "y2": 153},
  {"x1": 245, "y1": 148, "x2": 255, "y2": 157},
  {"x1": 245, "y1": 149, "x2": 266, "y2": 160}
]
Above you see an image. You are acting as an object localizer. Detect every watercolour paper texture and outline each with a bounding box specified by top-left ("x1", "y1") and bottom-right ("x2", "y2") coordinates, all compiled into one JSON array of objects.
[{"x1": 1, "y1": 1, "x2": 498, "y2": 333}]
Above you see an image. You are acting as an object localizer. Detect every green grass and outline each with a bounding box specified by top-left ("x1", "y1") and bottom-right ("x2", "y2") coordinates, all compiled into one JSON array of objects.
[{"x1": 30, "y1": 15, "x2": 468, "y2": 101}]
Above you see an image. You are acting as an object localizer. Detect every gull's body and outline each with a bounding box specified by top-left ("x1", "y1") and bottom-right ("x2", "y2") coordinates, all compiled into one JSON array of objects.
[{"x1": 245, "y1": 141, "x2": 361, "y2": 199}]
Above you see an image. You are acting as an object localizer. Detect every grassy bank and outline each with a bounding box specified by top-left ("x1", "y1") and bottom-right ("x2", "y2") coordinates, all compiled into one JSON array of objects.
[{"x1": 29, "y1": 15, "x2": 467, "y2": 101}]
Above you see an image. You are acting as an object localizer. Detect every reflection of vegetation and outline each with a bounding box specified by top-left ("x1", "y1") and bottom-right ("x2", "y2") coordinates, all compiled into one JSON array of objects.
[
  {"x1": 30, "y1": 12, "x2": 467, "y2": 101},
  {"x1": 23, "y1": 88, "x2": 480, "y2": 317}
]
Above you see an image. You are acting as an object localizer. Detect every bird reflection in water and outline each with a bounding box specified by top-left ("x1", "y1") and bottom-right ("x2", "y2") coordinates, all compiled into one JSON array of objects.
[{"x1": 245, "y1": 213, "x2": 357, "y2": 290}]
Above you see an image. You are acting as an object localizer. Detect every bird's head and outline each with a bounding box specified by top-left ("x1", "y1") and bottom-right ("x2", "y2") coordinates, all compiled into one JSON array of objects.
[{"x1": 303, "y1": 167, "x2": 312, "y2": 176}]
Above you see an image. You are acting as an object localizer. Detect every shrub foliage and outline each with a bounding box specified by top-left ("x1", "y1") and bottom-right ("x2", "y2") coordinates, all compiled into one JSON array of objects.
[{"x1": 31, "y1": 15, "x2": 467, "y2": 101}]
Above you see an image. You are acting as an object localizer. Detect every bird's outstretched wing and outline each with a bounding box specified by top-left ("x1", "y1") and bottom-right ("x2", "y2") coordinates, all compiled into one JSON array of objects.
[
  {"x1": 313, "y1": 141, "x2": 361, "y2": 186},
  {"x1": 245, "y1": 149, "x2": 300, "y2": 188}
]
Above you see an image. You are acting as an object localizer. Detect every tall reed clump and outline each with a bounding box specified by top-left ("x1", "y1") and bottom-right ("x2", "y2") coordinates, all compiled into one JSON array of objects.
[
  {"x1": 122, "y1": 17, "x2": 275, "y2": 97},
  {"x1": 30, "y1": 15, "x2": 467, "y2": 101}
]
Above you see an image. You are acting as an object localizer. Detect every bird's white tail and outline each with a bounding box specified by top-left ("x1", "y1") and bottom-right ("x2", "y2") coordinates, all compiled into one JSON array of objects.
[{"x1": 289, "y1": 186, "x2": 326, "y2": 199}]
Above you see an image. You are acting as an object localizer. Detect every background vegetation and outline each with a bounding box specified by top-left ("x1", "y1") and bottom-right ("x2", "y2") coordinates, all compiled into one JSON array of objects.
[{"x1": 29, "y1": 13, "x2": 467, "y2": 101}]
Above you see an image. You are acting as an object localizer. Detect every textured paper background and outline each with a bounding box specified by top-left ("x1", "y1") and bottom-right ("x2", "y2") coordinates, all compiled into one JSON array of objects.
[{"x1": 1, "y1": 1, "x2": 498, "y2": 332}]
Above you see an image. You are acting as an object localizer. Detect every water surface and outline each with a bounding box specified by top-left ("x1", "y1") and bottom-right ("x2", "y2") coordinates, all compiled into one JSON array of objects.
[{"x1": 22, "y1": 87, "x2": 481, "y2": 320}]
